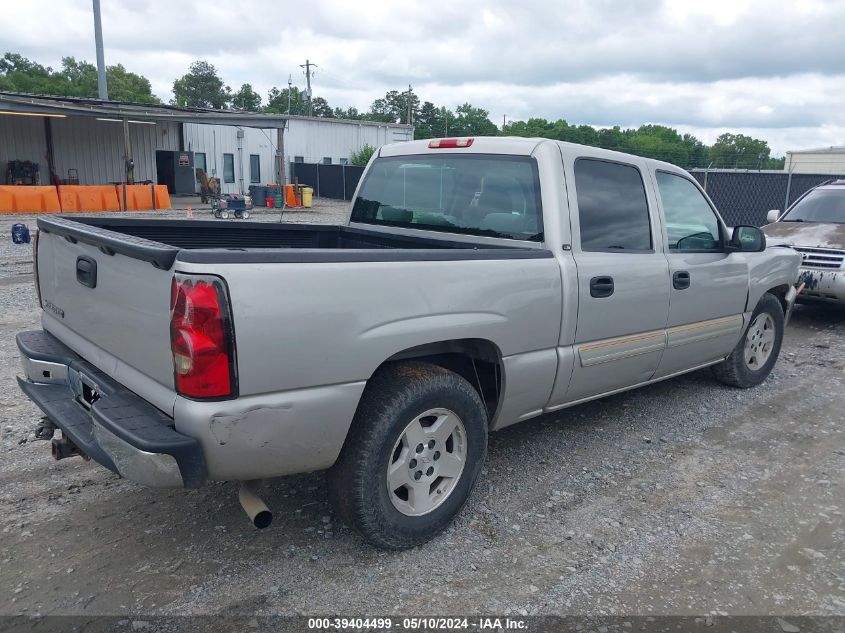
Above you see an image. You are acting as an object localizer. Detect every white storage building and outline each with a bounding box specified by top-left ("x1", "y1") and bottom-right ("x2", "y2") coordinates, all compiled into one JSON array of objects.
[
  {"x1": 784, "y1": 146, "x2": 845, "y2": 175},
  {"x1": 0, "y1": 91, "x2": 413, "y2": 196},
  {"x1": 183, "y1": 116, "x2": 412, "y2": 195}
]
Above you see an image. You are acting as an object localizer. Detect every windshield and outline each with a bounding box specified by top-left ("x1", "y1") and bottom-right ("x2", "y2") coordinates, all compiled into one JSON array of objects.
[
  {"x1": 350, "y1": 154, "x2": 543, "y2": 241},
  {"x1": 782, "y1": 188, "x2": 845, "y2": 224}
]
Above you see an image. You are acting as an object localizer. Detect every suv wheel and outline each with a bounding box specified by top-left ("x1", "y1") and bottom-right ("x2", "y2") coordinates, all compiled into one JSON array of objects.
[
  {"x1": 327, "y1": 361, "x2": 488, "y2": 549},
  {"x1": 712, "y1": 292, "x2": 784, "y2": 388}
]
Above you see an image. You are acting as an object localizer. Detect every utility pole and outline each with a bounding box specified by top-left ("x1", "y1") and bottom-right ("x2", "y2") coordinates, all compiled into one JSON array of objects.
[
  {"x1": 407, "y1": 84, "x2": 413, "y2": 125},
  {"x1": 287, "y1": 74, "x2": 292, "y2": 114},
  {"x1": 92, "y1": 0, "x2": 108, "y2": 99},
  {"x1": 300, "y1": 60, "x2": 316, "y2": 116},
  {"x1": 502, "y1": 114, "x2": 507, "y2": 133}
]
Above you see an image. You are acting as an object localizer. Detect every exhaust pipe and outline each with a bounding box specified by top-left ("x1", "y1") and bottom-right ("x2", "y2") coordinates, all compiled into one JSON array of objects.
[{"x1": 238, "y1": 480, "x2": 273, "y2": 529}]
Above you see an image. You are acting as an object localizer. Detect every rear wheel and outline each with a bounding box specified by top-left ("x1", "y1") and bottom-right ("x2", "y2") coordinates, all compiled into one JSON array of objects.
[
  {"x1": 327, "y1": 361, "x2": 488, "y2": 549},
  {"x1": 712, "y1": 293, "x2": 784, "y2": 388}
]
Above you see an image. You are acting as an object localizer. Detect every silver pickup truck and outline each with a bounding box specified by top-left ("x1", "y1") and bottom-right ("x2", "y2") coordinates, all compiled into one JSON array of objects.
[{"x1": 18, "y1": 137, "x2": 801, "y2": 549}]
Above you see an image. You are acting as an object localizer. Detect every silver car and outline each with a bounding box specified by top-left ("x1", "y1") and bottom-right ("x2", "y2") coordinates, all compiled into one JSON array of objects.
[{"x1": 764, "y1": 180, "x2": 845, "y2": 303}]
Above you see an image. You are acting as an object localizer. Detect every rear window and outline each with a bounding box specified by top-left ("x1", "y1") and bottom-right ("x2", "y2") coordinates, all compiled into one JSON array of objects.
[
  {"x1": 782, "y1": 188, "x2": 845, "y2": 224},
  {"x1": 350, "y1": 154, "x2": 543, "y2": 240}
]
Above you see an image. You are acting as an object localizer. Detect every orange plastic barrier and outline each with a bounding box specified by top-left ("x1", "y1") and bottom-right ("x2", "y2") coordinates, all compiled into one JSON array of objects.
[
  {"x1": 114, "y1": 184, "x2": 171, "y2": 211},
  {"x1": 58, "y1": 185, "x2": 121, "y2": 213},
  {"x1": 0, "y1": 186, "x2": 61, "y2": 214},
  {"x1": 154, "y1": 185, "x2": 171, "y2": 210},
  {"x1": 284, "y1": 183, "x2": 300, "y2": 207},
  {"x1": 0, "y1": 184, "x2": 173, "y2": 214}
]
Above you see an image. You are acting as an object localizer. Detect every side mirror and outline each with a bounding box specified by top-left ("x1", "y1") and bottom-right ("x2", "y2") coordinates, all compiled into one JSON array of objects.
[
  {"x1": 766, "y1": 209, "x2": 781, "y2": 224},
  {"x1": 728, "y1": 225, "x2": 766, "y2": 252}
]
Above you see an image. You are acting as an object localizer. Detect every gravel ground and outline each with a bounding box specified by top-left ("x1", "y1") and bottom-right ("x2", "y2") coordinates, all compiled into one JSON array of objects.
[{"x1": 0, "y1": 205, "x2": 843, "y2": 618}]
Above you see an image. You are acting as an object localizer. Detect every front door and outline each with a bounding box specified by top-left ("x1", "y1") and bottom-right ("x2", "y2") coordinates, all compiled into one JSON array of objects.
[
  {"x1": 651, "y1": 170, "x2": 749, "y2": 378},
  {"x1": 563, "y1": 157, "x2": 671, "y2": 403}
]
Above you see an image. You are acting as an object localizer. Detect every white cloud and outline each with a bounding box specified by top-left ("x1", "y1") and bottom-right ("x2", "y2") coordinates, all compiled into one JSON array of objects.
[{"x1": 3, "y1": 0, "x2": 845, "y2": 154}]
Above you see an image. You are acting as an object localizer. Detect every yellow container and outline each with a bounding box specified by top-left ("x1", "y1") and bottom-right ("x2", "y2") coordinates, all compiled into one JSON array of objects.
[{"x1": 301, "y1": 186, "x2": 313, "y2": 208}]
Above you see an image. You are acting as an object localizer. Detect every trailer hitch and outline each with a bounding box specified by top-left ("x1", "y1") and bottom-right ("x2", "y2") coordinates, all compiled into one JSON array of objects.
[{"x1": 51, "y1": 436, "x2": 89, "y2": 461}]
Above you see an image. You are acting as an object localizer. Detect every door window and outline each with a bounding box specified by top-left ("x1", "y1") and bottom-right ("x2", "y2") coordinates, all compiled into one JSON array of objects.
[
  {"x1": 223, "y1": 153, "x2": 235, "y2": 183},
  {"x1": 249, "y1": 154, "x2": 260, "y2": 183},
  {"x1": 656, "y1": 172, "x2": 721, "y2": 250},
  {"x1": 194, "y1": 153, "x2": 206, "y2": 183},
  {"x1": 573, "y1": 159, "x2": 652, "y2": 252}
]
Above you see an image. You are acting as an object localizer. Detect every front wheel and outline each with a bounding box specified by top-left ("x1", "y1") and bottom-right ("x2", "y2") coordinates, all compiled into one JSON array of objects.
[
  {"x1": 327, "y1": 361, "x2": 488, "y2": 549},
  {"x1": 712, "y1": 293, "x2": 784, "y2": 388}
]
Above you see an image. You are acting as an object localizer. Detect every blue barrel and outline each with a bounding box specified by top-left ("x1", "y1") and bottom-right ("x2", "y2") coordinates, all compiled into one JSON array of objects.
[
  {"x1": 12, "y1": 223, "x2": 30, "y2": 245},
  {"x1": 248, "y1": 185, "x2": 266, "y2": 207}
]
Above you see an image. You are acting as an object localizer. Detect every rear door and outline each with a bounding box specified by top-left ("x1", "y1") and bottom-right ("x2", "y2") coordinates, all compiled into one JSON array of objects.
[
  {"x1": 561, "y1": 155, "x2": 670, "y2": 403},
  {"x1": 650, "y1": 169, "x2": 749, "y2": 378}
]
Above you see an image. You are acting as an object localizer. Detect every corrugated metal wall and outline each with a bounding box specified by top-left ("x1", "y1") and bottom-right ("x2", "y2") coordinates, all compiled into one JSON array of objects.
[
  {"x1": 0, "y1": 115, "x2": 48, "y2": 183},
  {"x1": 284, "y1": 119, "x2": 413, "y2": 165},
  {"x1": 183, "y1": 124, "x2": 276, "y2": 194},
  {"x1": 785, "y1": 151, "x2": 845, "y2": 175},
  {"x1": 51, "y1": 117, "x2": 179, "y2": 184},
  {"x1": 0, "y1": 114, "x2": 179, "y2": 185},
  {"x1": 183, "y1": 119, "x2": 413, "y2": 194}
]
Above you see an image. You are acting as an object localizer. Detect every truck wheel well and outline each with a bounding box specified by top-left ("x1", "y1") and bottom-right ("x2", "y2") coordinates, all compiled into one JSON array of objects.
[
  {"x1": 378, "y1": 339, "x2": 504, "y2": 425},
  {"x1": 766, "y1": 284, "x2": 791, "y2": 314}
]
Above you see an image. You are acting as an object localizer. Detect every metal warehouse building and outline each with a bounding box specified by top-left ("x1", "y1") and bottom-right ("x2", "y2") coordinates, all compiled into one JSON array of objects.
[
  {"x1": 183, "y1": 115, "x2": 412, "y2": 195},
  {"x1": 0, "y1": 91, "x2": 412, "y2": 196},
  {"x1": 785, "y1": 146, "x2": 845, "y2": 175}
]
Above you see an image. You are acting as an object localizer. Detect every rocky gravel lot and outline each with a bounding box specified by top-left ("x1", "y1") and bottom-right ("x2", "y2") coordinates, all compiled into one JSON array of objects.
[{"x1": 0, "y1": 205, "x2": 843, "y2": 618}]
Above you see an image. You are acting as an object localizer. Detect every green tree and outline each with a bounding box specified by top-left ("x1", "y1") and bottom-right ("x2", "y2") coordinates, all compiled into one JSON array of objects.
[
  {"x1": 708, "y1": 133, "x2": 772, "y2": 169},
  {"x1": 105, "y1": 63, "x2": 158, "y2": 103},
  {"x1": 0, "y1": 52, "x2": 159, "y2": 102},
  {"x1": 414, "y1": 102, "x2": 449, "y2": 139},
  {"x1": 172, "y1": 61, "x2": 230, "y2": 108},
  {"x1": 350, "y1": 143, "x2": 376, "y2": 166},
  {"x1": 265, "y1": 85, "x2": 307, "y2": 114},
  {"x1": 504, "y1": 118, "x2": 784, "y2": 170},
  {"x1": 232, "y1": 83, "x2": 261, "y2": 111},
  {"x1": 369, "y1": 89, "x2": 419, "y2": 124},
  {"x1": 449, "y1": 103, "x2": 498, "y2": 136},
  {"x1": 333, "y1": 106, "x2": 362, "y2": 120},
  {"x1": 311, "y1": 96, "x2": 334, "y2": 117}
]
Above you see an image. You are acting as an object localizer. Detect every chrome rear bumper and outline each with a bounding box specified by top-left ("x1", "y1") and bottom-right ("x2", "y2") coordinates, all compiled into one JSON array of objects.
[{"x1": 16, "y1": 330, "x2": 205, "y2": 488}]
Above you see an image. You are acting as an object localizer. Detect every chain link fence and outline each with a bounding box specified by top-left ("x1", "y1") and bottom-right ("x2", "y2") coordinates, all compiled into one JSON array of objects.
[{"x1": 690, "y1": 169, "x2": 845, "y2": 226}]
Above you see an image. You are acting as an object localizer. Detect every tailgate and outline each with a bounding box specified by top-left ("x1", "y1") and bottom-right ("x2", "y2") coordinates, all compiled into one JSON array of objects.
[{"x1": 36, "y1": 220, "x2": 177, "y2": 398}]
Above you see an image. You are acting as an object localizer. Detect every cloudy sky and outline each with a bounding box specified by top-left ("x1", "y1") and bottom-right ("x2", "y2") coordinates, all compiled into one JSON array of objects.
[{"x1": 6, "y1": 0, "x2": 845, "y2": 155}]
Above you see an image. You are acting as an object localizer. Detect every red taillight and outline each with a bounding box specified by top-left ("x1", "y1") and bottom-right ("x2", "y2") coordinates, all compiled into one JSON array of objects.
[
  {"x1": 32, "y1": 229, "x2": 42, "y2": 307},
  {"x1": 170, "y1": 274, "x2": 237, "y2": 399},
  {"x1": 428, "y1": 137, "x2": 474, "y2": 148}
]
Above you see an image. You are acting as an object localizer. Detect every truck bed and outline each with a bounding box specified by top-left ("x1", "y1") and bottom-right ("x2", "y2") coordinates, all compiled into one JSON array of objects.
[{"x1": 38, "y1": 216, "x2": 546, "y2": 269}]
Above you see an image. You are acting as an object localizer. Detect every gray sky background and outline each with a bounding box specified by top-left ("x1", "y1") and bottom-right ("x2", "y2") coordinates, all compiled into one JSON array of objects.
[{"x1": 5, "y1": 0, "x2": 845, "y2": 155}]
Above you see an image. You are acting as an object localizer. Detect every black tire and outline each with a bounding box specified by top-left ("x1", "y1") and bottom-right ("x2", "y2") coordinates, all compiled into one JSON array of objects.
[
  {"x1": 327, "y1": 361, "x2": 488, "y2": 549},
  {"x1": 712, "y1": 293, "x2": 784, "y2": 388}
]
